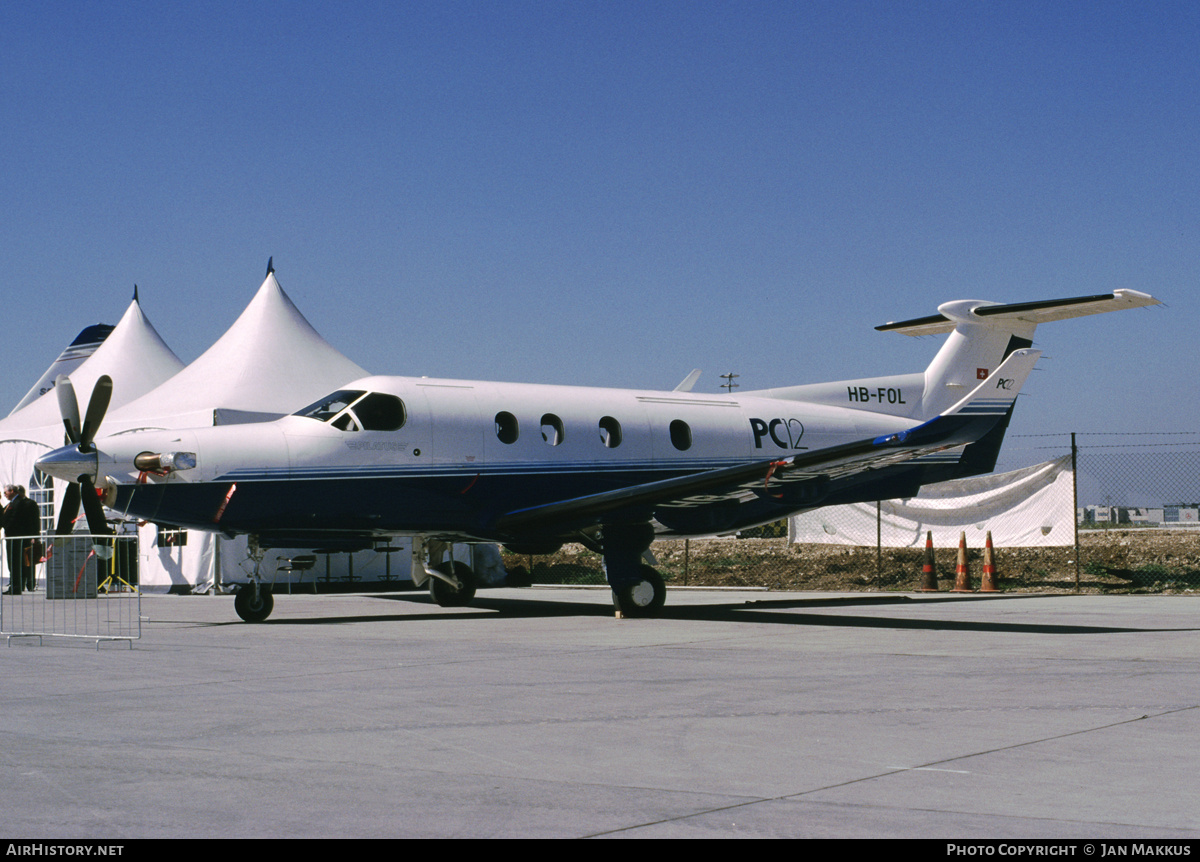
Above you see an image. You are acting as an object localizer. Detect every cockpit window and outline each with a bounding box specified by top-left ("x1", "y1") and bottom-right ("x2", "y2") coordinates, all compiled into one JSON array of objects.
[
  {"x1": 352, "y1": 393, "x2": 406, "y2": 431},
  {"x1": 296, "y1": 390, "x2": 366, "y2": 422},
  {"x1": 295, "y1": 390, "x2": 406, "y2": 432}
]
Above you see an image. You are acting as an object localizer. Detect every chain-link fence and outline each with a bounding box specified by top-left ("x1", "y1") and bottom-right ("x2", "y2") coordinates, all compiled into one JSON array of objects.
[{"x1": 502, "y1": 433, "x2": 1200, "y2": 594}]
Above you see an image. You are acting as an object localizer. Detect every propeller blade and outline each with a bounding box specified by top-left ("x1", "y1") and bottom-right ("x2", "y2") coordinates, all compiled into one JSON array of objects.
[
  {"x1": 56, "y1": 375, "x2": 81, "y2": 444},
  {"x1": 80, "y1": 375, "x2": 112, "y2": 449},
  {"x1": 79, "y1": 476, "x2": 112, "y2": 537},
  {"x1": 56, "y1": 483, "x2": 81, "y2": 535}
]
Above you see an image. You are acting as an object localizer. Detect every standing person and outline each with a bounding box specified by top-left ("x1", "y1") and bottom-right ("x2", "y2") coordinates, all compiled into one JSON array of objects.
[{"x1": 3, "y1": 485, "x2": 41, "y2": 593}]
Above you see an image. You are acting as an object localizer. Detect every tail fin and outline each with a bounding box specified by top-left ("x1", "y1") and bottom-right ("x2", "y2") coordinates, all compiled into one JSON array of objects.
[
  {"x1": 876, "y1": 289, "x2": 1160, "y2": 418},
  {"x1": 751, "y1": 290, "x2": 1159, "y2": 420},
  {"x1": 7, "y1": 323, "x2": 116, "y2": 416},
  {"x1": 877, "y1": 346, "x2": 1042, "y2": 481}
]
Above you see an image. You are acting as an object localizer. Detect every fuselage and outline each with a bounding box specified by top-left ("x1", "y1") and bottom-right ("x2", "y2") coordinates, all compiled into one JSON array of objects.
[{"x1": 93, "y1": 374, "x2": 919, "y2": 548}]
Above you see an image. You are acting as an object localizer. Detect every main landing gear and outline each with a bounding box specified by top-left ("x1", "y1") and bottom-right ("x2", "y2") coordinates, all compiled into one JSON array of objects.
[
  {"x1": 601, "y1": 523, "x2": 667, "y2": 618},
  {"x1": 611, "y1": 564, "x2": 666, "y2": 617}
]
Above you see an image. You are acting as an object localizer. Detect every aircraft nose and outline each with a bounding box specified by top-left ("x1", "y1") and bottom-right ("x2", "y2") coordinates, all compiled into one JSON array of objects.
[{"x1": 36, "y1": 445, "x2": 99, "y2": 483}]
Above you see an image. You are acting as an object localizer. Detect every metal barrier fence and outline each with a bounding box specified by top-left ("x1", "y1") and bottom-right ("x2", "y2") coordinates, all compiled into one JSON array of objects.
[
  {"x1": 502, "y1": 434, "x2": 1200, "y2": 594},
  {"x1": 1, "y1": 533, "x2": 141, "y2": 646}
]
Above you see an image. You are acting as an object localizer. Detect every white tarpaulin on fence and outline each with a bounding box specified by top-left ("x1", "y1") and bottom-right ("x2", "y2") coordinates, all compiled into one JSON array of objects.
[{"x1": 789, "y1": 455, "x2": 1074, "y2": 548}]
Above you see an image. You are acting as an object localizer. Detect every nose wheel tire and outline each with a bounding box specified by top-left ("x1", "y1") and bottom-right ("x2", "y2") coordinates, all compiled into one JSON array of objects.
[
  {"x1": 612, "y1": 565, "x2": 666, "y2": 617},
  {"x1": 234, "y1": 586, "x2": 274, "y2": 622},
  {"x1": 429, "y1": 561, "x2": 477, "y2": 607}
]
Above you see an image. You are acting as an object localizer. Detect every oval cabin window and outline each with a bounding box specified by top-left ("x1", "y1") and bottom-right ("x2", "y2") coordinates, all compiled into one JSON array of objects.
[
  {"x1": 495, "y1": 411, "x2": 519, "y2": 444},
  {"x1": 669, "y1": 419, "x2": 692, "y2": 451},
  {"x1": 541, "y1": 413, "x2": 564, "y2": 446},
  {"x1": 599, "y1": 416, "x2": 622, "y2": 448}
]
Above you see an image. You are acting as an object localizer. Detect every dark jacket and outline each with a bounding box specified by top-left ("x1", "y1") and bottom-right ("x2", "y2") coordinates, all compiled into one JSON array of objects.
[{"x1": 3, "y1": 493, "x2": 40, "y2": 538}]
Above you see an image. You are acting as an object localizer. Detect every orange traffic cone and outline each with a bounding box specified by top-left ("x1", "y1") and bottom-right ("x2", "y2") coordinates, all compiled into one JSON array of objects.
[
  {"x1": 920, "y1": 530, "x2": 938, "y2": 591},
  {"x1": 981, "y1": 531, "x2": 998, "y2": 592},
  {"x1": 952, "y1": 531, "x2": 973, "y2": 592}
]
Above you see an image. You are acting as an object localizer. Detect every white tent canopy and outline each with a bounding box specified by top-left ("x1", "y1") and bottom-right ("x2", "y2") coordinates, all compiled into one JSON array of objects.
[
  {"x1": 106, "y1": 270, "x2": 368, "y2": 433},
  {"x1": 1, "y1": 270, "x2": 502, "y2": 595},
  {"x1": 0, "y1": 296, "x2": 184, "y2": 436},
  {"x1": 100, "y1": 270, "x2": 375, "y2": 593},
  {"x1": 789, "y1": 456, "x2": 1075, "y2": 548},
  {"x1": 0, "y1": 294, "x2": 185, "y2": 499}
]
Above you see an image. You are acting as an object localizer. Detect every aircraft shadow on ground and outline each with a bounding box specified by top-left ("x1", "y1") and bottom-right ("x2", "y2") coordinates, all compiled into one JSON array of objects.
[{"x1": 238, "y1": 591, "x2": 1195, "y2": 635}]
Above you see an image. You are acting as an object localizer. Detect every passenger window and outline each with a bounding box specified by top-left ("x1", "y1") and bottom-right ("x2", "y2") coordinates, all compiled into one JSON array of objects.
[
  {"x1": 541, "y1": 413, "x2": 564, "y2": 446},
  {"x1": 496, "y1": 412, "x2": 519, "y2": 444},
  {"x1": 599, "y1": 416, "x2": 622, "y2": 448},
  {"x1": 670, "y1": 419, "x2": 692, "y2": 451}
]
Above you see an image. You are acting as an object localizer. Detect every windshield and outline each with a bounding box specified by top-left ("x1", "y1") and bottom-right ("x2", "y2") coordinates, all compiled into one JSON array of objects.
[
  {"x1": 293, "y1": 389, "x2": 407, "y2": 432},
  {"x1": 294, "y1": 390, "x2": 366, "y2": 422}
]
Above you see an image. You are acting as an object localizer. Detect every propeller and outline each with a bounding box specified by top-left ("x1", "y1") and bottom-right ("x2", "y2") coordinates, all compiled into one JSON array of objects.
[
  {"x1": 56, "y1": 376, "x2": 81, "y2": 444},
  {"x1": 50, "y1": 374, "x2": 114, "y2": 538}
]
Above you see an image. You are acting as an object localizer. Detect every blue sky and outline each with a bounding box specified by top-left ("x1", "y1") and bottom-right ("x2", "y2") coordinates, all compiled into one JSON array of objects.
[{"x1": 2, "y1": 1, "x2": 1196, "y2": 464}]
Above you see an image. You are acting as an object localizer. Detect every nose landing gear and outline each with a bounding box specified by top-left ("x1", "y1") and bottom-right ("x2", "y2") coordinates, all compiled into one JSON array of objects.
[
  {"x1": 234, "y1": 582, "x2": 274, "y2": 623},
  {"x1": 234, "y1": 535, "x2": 275, "y2": 622}
]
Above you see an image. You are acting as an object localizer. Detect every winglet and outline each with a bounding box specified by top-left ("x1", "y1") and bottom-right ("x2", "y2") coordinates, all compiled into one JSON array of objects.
[{"x1": 673, "y1": 369, "x2": 702, "y2": 392}]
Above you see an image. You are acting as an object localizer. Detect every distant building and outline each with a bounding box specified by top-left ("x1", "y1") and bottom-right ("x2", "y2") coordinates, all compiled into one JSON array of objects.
[
  {"x1": 1164, "y1": 506, "x2": 1199, "y2": 524},
  {"x1": 1079, "y1": 505, "x2": 1197, "y2": 526}
]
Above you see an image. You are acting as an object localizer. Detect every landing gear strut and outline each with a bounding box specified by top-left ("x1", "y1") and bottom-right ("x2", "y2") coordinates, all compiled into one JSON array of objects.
[
  {"x1": 611, "y1": 564, "x2": 666, "y2": 617},
  {"x1": 234, "y1": 583, "x2": 274, "y2": 623},
  {"x1": 428, "y1": 560, "x2": 478, "y2": 607},
  {"x1": 235, "y1": 535, "x2": 275, "y2": 622},
  {"x1": 601, "y1": 523, "x2": 667, "y2": 618},
  {"x1": 413, "y1": 537, "x2": 478, "y2": 608}
]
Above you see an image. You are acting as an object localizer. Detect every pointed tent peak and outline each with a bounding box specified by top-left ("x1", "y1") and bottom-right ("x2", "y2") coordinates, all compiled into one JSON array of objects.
[
  {"x1": 132, "y1": 284, "x2": 138, "y2": 302},
  {"x1": 106, "y1": 268, "x2": 368, "y2": 426},
  {"x1": 0, "y1": 292, "x2": 185, "y2": 432},
  {"x1": 266, "y1": 257, "x2": 274, "y2": 277}
]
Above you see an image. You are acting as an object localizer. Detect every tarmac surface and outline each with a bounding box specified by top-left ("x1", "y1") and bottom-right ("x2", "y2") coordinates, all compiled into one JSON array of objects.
[{"x1": 2, "y1": 585, "x2": 1199, "y2": 839}]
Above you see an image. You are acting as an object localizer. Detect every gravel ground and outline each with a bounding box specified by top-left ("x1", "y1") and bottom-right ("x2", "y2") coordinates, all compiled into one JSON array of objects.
[{"x1": 501, "y1": 529, "x2": 1200, "y2": 594}]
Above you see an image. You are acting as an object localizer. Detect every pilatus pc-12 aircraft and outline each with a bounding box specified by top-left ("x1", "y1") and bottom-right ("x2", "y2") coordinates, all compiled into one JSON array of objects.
[{"x1": 37, "y1": 289, "x2": 1158, "y2": 621}]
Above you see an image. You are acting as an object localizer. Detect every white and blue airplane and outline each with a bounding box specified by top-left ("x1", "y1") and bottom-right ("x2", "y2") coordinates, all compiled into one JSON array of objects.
[{"x1": 36, "y1": 289, "x2": 1159, "y2": 621}]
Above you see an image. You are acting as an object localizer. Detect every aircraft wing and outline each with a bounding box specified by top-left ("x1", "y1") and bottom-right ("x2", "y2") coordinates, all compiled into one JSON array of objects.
[{"x1": 494, "y1": 348, "x2": 1041, "y2": 537}]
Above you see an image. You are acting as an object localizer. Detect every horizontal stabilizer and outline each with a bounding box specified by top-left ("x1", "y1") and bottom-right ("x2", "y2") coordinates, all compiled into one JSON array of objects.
[{"x1": 876, "y1": 289, "x2": 1160, "y2": 336}]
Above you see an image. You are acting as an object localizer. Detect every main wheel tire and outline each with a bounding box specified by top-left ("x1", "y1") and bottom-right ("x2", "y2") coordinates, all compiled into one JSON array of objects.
[
  {"x1": 612, "y1": 565, "x2": 666, "y2": 618},
  {"x1": 429, "y1": 561, "x2": 477, "y2": 607},
  {"x1": 234, "y1": 586, "x2": 274, "y2": 623}
]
